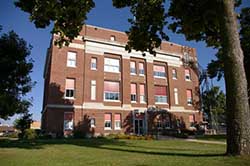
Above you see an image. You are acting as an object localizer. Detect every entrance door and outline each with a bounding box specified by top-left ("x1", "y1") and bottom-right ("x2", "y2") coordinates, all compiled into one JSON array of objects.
[{"x1": 135, "y1": 119, "x2": 144, "y2": 135}]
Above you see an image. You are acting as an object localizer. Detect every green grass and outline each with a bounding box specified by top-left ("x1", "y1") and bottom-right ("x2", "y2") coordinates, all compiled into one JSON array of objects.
[
  {"x1": 0, "y1": 138, "x2": 249, "y2": 166},
  {"x1": 195, "y1": 135, "x2": 226, "y2": 142}
]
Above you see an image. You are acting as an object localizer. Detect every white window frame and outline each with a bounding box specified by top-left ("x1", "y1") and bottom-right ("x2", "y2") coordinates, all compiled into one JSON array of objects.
[
  {"x1": 131, "y1": 94, "x2": 137, "y2": 103},
  {"x1": 91, "y1": 80, "x2": 96, "y2": 100},
  {"x1": 130, "y1": 61, "x2": 136, "y2": 75},
  {"x1": 139, "y1": 62, "x2": 145, "y2": 76},
  {"x1": 110, "y1": 35, "x2": 116, "y2": 41},
  {"x1": 104, "y1": 81, "x2": 120, "y2": 101},
  {"x1": 187, "y1": 90, "x2": 193, "y2": 106},
  {"x1": 185, "y1": 69, "x2": 191, "y2": 81},
  {"x1": 153, "y1": 65, "x2": 166, "y2": 78},
  {"x1": 187, "y1": 98, "x2": 193, "y2": 106},
  {"x1": 65, "y1": 89, "x2": 75, "y2": 99},
  {"x1": 104, "y1": 92, "x2": 120, "y2": 101},
  {"x1": 67, "y1": 52, "x2": 76, "y2": 67},
  {"x1": 140, "y1": 95, "x2": 146, "y2": 103},
  {"x1": 139, "y1": 84, "x2": 146, "y2": 103},
  {"x1": 64, "y1": 112, "x2": 73, "y2": 131},
  {"x1": 91, "y1": 58, "x2": 97, "y2": 70},
  {"x1": 172, "y1": 69, "x2": 177, "y2": 80},
  {"x1": 155, "y1": 95, "x2": 168, "y2": 104},
  {"x1": 104, "y1": 58, "x2": 120, "y2": 73},
  {"x1": 90, "y1": 118, "x2": 96, "y2": 128},
  {"x1": 65, "y1": 79, "x2": 75, "y2": 99},
  {"x1": 104, "y1": 114, "x2": 112, "y2": 130},
  {"x1": 115, "y1": 114, "x2": 121, "y2": 130},
  {"x1": 174, "y1": 88, "x2": 179, "y2": 105}
]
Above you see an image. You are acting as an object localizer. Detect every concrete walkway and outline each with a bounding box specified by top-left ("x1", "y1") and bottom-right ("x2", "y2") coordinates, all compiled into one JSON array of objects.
[
  {"x1": 185, "y1": 139, "x2": 226, "y2": 145},
  {"x1": 157, "y1": 135, "x2": 226, "y2": 145}
]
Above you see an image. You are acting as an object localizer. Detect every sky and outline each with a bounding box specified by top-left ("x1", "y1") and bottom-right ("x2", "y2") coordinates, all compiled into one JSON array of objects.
[{"x1": 0, "y1": 0, "x2": 249, "y2": 124}]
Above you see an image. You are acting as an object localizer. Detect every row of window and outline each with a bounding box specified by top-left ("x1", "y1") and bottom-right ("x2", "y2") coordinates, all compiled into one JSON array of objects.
[
  {"x1": 66, "y1": 52, "x2": 192, "y2": 81},
  {"x1": 63, "y1": 112, "x2": 121, "y2": 131},
  {"x1": 65, "y1": 79, "x2": 193, "y2": 105}
]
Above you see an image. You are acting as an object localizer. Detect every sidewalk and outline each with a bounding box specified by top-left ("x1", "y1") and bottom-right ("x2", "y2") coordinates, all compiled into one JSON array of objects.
[
  {"x1": 157, "y1": 135, "x2": 226, "y2": 145},
  {"x1": 185, "y1": 139, "x2": 226, "y2": 145}
]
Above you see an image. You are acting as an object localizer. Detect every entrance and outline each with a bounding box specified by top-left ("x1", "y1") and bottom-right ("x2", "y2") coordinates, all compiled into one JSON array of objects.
[{"x1": 135, "y1": 119, "x2": 144, "y2": 135}]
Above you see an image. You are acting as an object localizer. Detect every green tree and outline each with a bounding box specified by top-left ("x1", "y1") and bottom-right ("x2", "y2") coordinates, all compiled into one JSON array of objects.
[
  {"x1": 167, "y1": 0, "x2": 250, "y2": 156},
  {"x1": 14, "y1": 112, "x2": 33, "y2": 138},
  {"x1": 15, "y1": 0, "x2": 250, "y2": 155},
  {"x1": 0, "y1": 30, "x2": 34, "y2": 119},
  {"x1": 207, "y1": 7, "x2": 250, "y2": 105},
  {"x1": 202, "y1": 87, "x2": 226, "y2": 131}
]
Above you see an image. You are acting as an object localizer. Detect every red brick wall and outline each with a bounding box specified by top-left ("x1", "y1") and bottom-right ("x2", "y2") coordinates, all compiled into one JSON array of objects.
[{"x1": 42, "y1": 25, "x2": 202, "y2": 135}]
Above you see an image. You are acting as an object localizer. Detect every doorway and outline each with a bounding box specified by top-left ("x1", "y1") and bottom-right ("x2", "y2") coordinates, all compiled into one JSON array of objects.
[{"x1": 135, "y1": 119, "x2": 144, "y2": 135}]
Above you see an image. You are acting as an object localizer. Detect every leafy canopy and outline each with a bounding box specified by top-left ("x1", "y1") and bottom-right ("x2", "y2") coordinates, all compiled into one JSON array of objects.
[
  {"x1": 14, "y1": 112, "x2": 33, "y2": 137},
  {"x1": 15, "y1": 0, "x2": 95, "y2": 47},
  {"x1": 0, "y1": 30, "x2": 34, "y2": 119}
]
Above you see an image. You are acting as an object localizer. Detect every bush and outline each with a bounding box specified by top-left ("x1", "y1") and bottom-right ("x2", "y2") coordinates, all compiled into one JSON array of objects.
[
  {"x1": 110, "y1": 134, "x2": 154, "y2": 140},
  {"x1": 4, "y1": 132, "x2": 18, "y2": 138},
  {"x1": 73, "y1": 130, "x2": 86, "y2": 138},
  {"x1": 23, "y1": 129, "x2": 37, "y2": 140}
]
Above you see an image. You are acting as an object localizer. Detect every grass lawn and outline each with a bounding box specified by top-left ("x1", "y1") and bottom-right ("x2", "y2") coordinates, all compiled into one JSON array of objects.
[
  {"x1": 0, "y1": 138, "x2": 249, "y2": 166},
  {"x1": 195, "y1": 135, "x2": 226, "y2": 142}
]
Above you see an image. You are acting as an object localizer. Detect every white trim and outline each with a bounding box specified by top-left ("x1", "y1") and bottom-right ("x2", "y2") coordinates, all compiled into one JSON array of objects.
[
  {"x1": 84, "y1": 39, "x2": 182, "y2": 67},
  {"x1": 44, "y1": 103, "x2": 199, "y2": 113},
  {"x1": 170, "y1": 106, "x2": 199, "y2": 113},
  {"x1": 68, "y1": 43, "x2": 85, "y2": 49},
  {"x1": 155, "y1": 102, "x2": 169, "y2": 105},
  {"x1": 154, "y1": 76, "x2": 167, "y2": 79}
]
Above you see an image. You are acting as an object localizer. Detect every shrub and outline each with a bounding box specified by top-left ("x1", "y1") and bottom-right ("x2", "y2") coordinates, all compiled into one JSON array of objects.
[
  {"x1": 4, "y1": 132, "x2": 18, "y2": 138},
  {"x1": 73, "y1": 130, "x2": 86, "y2": 138},
  {"x1": 110, "y1": 134, "x2": 153, "y2": 140},
  {"x1": 23, "y1": 129, "x2": 37, "y2": 140}
]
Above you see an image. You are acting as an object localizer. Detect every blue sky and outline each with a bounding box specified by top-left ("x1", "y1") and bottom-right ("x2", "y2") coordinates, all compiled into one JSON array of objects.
[{"x1": 0, "y1": 0, "x2": 249, "y2": 124}]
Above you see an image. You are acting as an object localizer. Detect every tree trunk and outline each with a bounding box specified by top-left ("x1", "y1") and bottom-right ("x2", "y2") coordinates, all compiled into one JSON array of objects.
[{"x1": 220, "y1": 0, "x2": 250, "y2": 155}]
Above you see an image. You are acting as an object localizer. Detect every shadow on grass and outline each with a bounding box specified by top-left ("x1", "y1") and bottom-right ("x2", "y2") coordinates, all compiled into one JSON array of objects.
[{"x1": 0, "y1": 138, "x2": 225, "y2": 157}]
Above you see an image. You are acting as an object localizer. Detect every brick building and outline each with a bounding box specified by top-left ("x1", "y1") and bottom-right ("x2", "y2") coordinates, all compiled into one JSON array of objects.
[{"x1": 41, "y1": 25, "x2": 202, "y2": 137}]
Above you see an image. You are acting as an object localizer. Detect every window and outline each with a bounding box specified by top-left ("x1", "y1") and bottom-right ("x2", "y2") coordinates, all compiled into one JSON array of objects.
[
  {"x1": 67, "y1": 52, "x2": 76, "y2": 67},
  {"x1": 110, "y1": 35, "x2": 116, "y2": 41},
  {"x1": 65, "y1": 79, "x2": 75, "y2": 99},
  {"x1": 91, "y1": 58, "x2": 97, "y2": 70},
  {"x1": 104, "y1": 81, "x2": 120, "y2": 101},
  {"x1": 115, "y1": 114, "x2": 121, "y2": 130},
  {"x1": 140, "y1": 84, "x2": 146, "y2": 103},
  {"x1": 164, "y1": 116, "x2": 171, "y2": 128},
  {"x1": 91, "y1": 80, "x2": 96, "y2": 100},
  {"x1": 90, "y1": 118, "x2": 96, "y2": 128},
  {"x1": 131, "y1": 83, "x2": 137, "y2": 102},
  {"x1": 104, "y1": 58, "x2": 120, "y2": 73},
  {"x1": 64, "y1": 112, "x2": 73, "y2": 131},
  {"x1": 104, "y1": 113, "x2": 112, "y2": 130},
  {"x1": 183, "y1": 52, "x2": 190, "y2": 64},
  {"x1": 174, "y1": 88, "x2": 179, "y2": 105},
  {"x1": 189, "y1": 115, "x2": 195, "y2": 127},
  {"x1": 153, "y1": 65, "x2": 166, "y2": 78},
  {"x1": 130, "y1": 61, "x2": 136, "y2": 74},
  {"x1": 185, "y1": 69, "x2": 191, "y2": 81},
  {"x1": 172, "y1": 69, "x2": 177, "y2": 79},
  {"x1": 186, "y1": 89, "x2": 193, "y2": 105},
  {"x1": 139, "y1": 62, "x2": 145, "y2": 75},
  {"x1": 154, "y1": 86, "x2": 168, "y2": 103}
]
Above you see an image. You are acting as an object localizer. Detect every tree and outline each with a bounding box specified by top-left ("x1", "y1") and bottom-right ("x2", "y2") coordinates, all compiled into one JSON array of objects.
[
  {"x1": 0, "y1": 30, "x2": 34, "y2": 119},
  {"x1": 202, "y1": 87, "x2": 226, "y2": 131},
  {"x1": 14, "y1": 0, "x2": 95, "y2": 47},
  {"x1": 207, "y1": 7, "x2": 250, "y2": 106},
  {"x1": 14, "y1": 112, "x2": 33, "y2": 138},
  {"x1": 15, "y1": 0, "x2": 250, "y2": 155}
]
